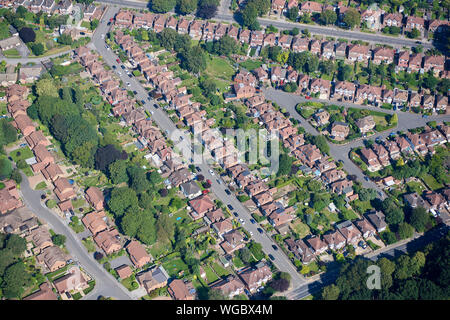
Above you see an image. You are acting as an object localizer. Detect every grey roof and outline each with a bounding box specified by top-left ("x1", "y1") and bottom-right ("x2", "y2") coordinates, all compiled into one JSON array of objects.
[{"x1": 180, "y1": 180, "x2": 201, "y2": 196}]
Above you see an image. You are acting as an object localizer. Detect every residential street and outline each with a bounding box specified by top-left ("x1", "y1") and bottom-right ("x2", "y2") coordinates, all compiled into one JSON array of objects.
[
  {"x1": 93, "y1": 5, "x2": 308, "y2": 289},
  {"x1": 95, "y1": 0, "x2": 432, "y2": 49},
  {"x1": 18, "y1": 173, "x2": 135, "y2": 300},
  {"x1": 285, "y1": 224, "x2": 449, "y2": 300},
  {"x1": 263, "y1": 87, "x2": 450, "y2": 199}
]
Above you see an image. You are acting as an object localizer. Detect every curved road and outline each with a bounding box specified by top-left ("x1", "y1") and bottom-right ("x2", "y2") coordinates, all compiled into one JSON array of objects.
[{"x1": 19, "y1": 173, "x2": 134, "y2": 300}]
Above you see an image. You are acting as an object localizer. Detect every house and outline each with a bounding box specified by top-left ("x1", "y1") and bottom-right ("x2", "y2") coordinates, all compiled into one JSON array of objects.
[
  {"x1": 85, "y1": 187, "x2": 104, "y2": 211},
  {"x1": 212, "y1": 218, "x2": 233, "y2": 238},
  {"x1": 405, "y1": 16, "x2": 425, "y2": 33},
  {"x1": 234, "y1": 71, "x2": 257, "y2": 86},
  {"x1": 24, "y1": 130, "x2": 50, "y2": 149},
  {"x1": 428, "y1": 19, "x2": 450, "y2": 33},
  {"x1": 233, "y1": 83, "x2": 255, "y2": 99},
  {"x1": 53, "y1": 267, "x2": 88, "y2": 294},
  {"x1": 408, "y1": 53, "x2": 423, "y2": 72},
  {"x1": 347, "y1": 44, "x2": 371, "y2": 62},
  {"x1": 408, "y1": 92, "x2": 423, "y2": 108},
  {"x1": 322, "y1": 169, "x2": 345, "y2": 184},
  {"x1": 127, "y1": 240, "x2": 151, "y2": 269},
  {"x1": 297, "y1": 74, "x2": 310, "y2": 90},
  {"x1": 180, "y1": 180, "x2": 202, "y2": 199},
  {"x1": 177, "y1": 18, "x2": 191, "y2": 34},
  {"x1": 306, "y1": 236, "x2": 328, "y2": 255},
  {"x1": 136, "y1": 266, "x2": 170, "y2": 294},
  {"x1": 168, "y1": 279, "x2": 196, "y2": 300},
  {"x1": 372, "y1": 143, "x2": 390, "y2": 166},
  {"x1": 423, "y1": 191, "x2": 446, "y2": 212},
  {"x1": 93, "y1": 228, "x2": 121, "y2": 255},
  {"x1": 27, "y1": 226, "x2": 53, "y2": 253},
  {"x1": 253, "y1": 191, "x2": 273, "y2": 207},
  {"x1": 422, "y1": 94, "x2": 435, "y2": 110},
  {"x1": 115, "y1": 265, "x2": 133, "y2": 280},
  {"x1": 395, "y1": 135, "x2": 413, "y2": 153},
  {"x1": 397, "y1": 51, "x2": 410, "y2": 69},
  {"x1": 365, "y1": 210, "x2": 387, "y2": 233},
  {"x1": 153, "y1": 15, "x2": 167, "y2": 33},
  {"x1": 372, "y1": 47, "x2": 395, "y2": 65},
  {"x1": 355, "y1": 85, "x2": 382, "y2": 104},
  {"x1": 278, "y1": 34, "x2": 293, "y2": 50},
  {"x1": 331, "y1": 122, "x2": 350, "y2": 141},
  {"x1": 333, "y1": 81, "x2": 356, "y2": 101},
  {"x1": 210, "y1": 275, "x2": 245, "y2": 298},
  {"x1": 335, "y1": 42, "x2": 347, "y2": 60},
  {"x1": 383, "y1": 13, "x2": 403, "y2": 28},
  {"x1": 309, "y1": 39, "x2": 321, "y2": 55},
  {"x1": 285, "y1": 238, "x2": 315, "y2": 264},
  {"x1": 336, "y1": 220, "x2": 362, "y2": 245},
  {"x1": 321, "y1": 41, "x2": 335, "y2": 59},
  {"x1": 309, "y1": 78, "x2": 331, "y2": 98},
  {"x1": 220, "y1": 229, "x2": 245, "y2": 254},
  {"x1": 423, "y1": 55, "x2": 445, "y2": 75},
  {"x1": 271, "y1": 0, "x2": 286, "y2": 14},
  {"x1": 189, "y1": 194, "x2": 215, "y2": 220},
  {"x1": 168, "y1": 168, "x2": 192, "y2": 187},
  {"x1": 0, "y1": 206, "x2": 38, "y2": 234},
  {"x1": 0, "y1": 36, "x2": 21, "y2": 51},
  {"x1": 435, "y1": 95, "x2": 448, "y2": 112},
  {"x1": 263, "y1": 32, "x2": 277, "y2": 47},
  {"x1": 133, "y1": 12, "x2": 155, "y2": 29},
  {"x1": 253, "y1": 67, "x2": 269, "y2": 83},
  {"x1": 300, "y1": 1, "x2": 323, "y2": 15},
  {"x1": 23, "y1": 282, "x2": 57, "y2": 300},
  {"x1": 360, "y1": 147, "x2": 382, "y2": 171},
  {"x1": 13, "y1": 114, "x2": 35, "y2": 137},
  {"x1": 7, "y1": 84, "x2": 28, "y2": 102},
  {"x1": 205, "y1": 208, "x2": 225, "y2": 224},
  {"x1": 323, "y1": 229, "x2": 346, "y2": 250},
  {"x1": 356, "y1": 116, "x2": 376, "y2": 134},
  {"x1": 238, "y1": 29, "x2": 251, "y2": 44},
  {"x1": 405, "y1": 132, "x2": 425, "y2": 152},
  {"x1": 226, "y1": 25, "x2": 240, "y2": 40},
  {"x1": 313, "y1": 109, "x2": 330, "y2": 126},
  {"x1": 238, "y1": 262, "x2": 272, "y2": 293},
  {"x1": 354, "y1": 217, "x2": 377, "y2": 238},
  {"x1": 81, "y1": 210, "x2": 108, "y2": 235},
  {"x1": 330, "y1": 179, "x2": 354, "y2": 197},
  {"x1": 361, "y1": 9, "x2": 382, "y2": 30},
  {"x1": 420, "y1": 129, "x2": 446, "y2": 147},
  {"x1": 53, "y1": 177, "x2": 76, "y2": 202},
  {"x1": 383, "y1": 140, "x2": 401, "y2": 160},
  {"x1": 292, "y1": 36, "x2": 309, "y2": 52},
  {"x1": 0, "y1": 64, "x2": 17, "y2": 86},
  {"x1": 19, "y1": 64, "x2": 44, "y2": 84},
  {"x1": 250, "y1": 30, "x2": 264, "y2": 47},
  {"x1": 37, "y1": 246, "x2": 67, "y2": 272},
  {"x1": 115, "y1": 10, "x2": 133, "y2": 28}
]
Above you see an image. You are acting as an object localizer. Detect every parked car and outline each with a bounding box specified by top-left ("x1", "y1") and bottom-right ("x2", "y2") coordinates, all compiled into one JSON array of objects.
[
  {"x1": 116, "y1": 58, "x2": 120, "y2": 63},
  {"x1": 250, "y1": 218, "x2": 256, "y2": 224},
  {"x1": 272, "y1": 244, "x2": 278, "y2": 251},
  {"x1": 268, "y1": 254, "x2": 275, "y2": 261},
  {"x1": 257, "y1": 228, "x2": 263, "y2": 234},
  {"x1": 209, "y1": 169, "x2": 215, "y2": 176},
  {"x1": 227, "y1": 204, "x2": 234, "y2": 210},
  {"x1": 153, "y1": 103, "x2": 159, "y2": 108},
  {"x1": 206, "y1": 179, "x2": 212, "y2": 185},
  {"x1": 225, "y1": 189, "x2": 231, "y2": 195},
  {"x1": 239, "y1": 218, "x2": 245, "y2": 225},
  {"x1": 121, "y1": 65, "x2": 125, "y2": 69},
  {"x1": 233, "y1": 212, "x2": 239, "y2": 217}
]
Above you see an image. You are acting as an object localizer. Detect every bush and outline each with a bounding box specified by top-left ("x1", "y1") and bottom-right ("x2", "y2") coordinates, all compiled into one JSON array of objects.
[
  {"x1": 46, "y1": 199, "x2": 57, "y2": 208},
  {"x1": 19, "y1": 27, "x2": 36, "y2": 43}
]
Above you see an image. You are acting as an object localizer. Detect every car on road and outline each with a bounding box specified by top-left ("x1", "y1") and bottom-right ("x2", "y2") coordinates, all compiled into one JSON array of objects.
[
  {"x1": 202, "y1": 189, "x2": 209, "y2": 195},
  {"x1": 224, "y1": 189, "x2": 231, "y2": 195},
  {"x1": 233, "y1": 212, "x2": 239, "y2": 217},
  {"x1": 153, "y1": 103, "x2": 159, "y2": 109},
  {"x1": 140, "y1": 100, "x2": 146, "y2": 104},
  {"x1": 422, "y1": 114, "x2": 429, "y2": 118},
  {"x1": 239, "y1": 218, "x2": 245, "y2": 224},
  {"x1": 250, "y1": 218, "x2": 256, "y2": 224},
  {"x1": 272, "y1": 244, "x2": 278, "y2": 251},
  {"x1": 117, "y1": 71, "x2": 121, "y2": 75},
  {"x1": 216, "y1": 179, "x2": 222, "y2": 185},
  {"x1": 227, "y1": 204, "x2": 234, "y2": 210},
  {"x1": 133, "y1": 90, "x2": 137, "y2": 94},
  {"x1": 338, "y1": 159, "x2": 344, "y2": 164},
  {"x1": 105, "y1": 45, "x2": 109, "y2": 49},
  {"x1": 116, "y1": 58, "x2": 120, "y2": 63},
  {"x1": 249, "y1": 231, "x2": 253, "y2": 236},
  {"x1": 415, "y1": 41, "x2": 422, "y2": 44},
  {"x1": 268, "y1": 254, "x2": 275, "y2": 261},
  {"x1": 147, "y1": 97, "x2": 152, "y2": 102},
  {"x1": 126, "y1": 82, "x2": 131, "y2": 86},
  {"x1": 121, "y1": 65, "x2": 125, "y2": 69},
  {"x1": 196, "y1": 166, "x2": 201, "y2": 172},
  {"x1": 364, "y1": 176, "x2": 370, "y2": 181},
  {"x1": 128, "y1": 73, "x2": 132, "y2": 78},
  {"x1": 305, "y1": 96, "x2": 311, "y2": 100},
  {"x1": 112, "y1": 65, "x2": 116, "y2": 69},
  {"x1": 257, "y1": 227, "x2": 263, "y2": 234},
  {"x1": 209, "y1": 169, "x2": 215, "y2": 176},
  {"x1": 206, "y1": 179, "x2": 212, "y2": 185}
]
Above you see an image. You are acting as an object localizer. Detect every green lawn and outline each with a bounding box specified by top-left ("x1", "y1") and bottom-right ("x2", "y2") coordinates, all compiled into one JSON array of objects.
[
  {"x1": 204, "y1": 56, "x2": 235, "y2": 81},
  {"x1": 290, "y1": 219, "x2": 310, "y2": 238},
  {"x1": 10, "y1": 147, "x2": 34, "y2": 162},
  {"x1": 211, "y1": 262, "x2": 230, "y2": 277},
  {"x1": 121, "y1": 276, "x2": 139, "y2": 291},
  {"x1": 0, "y1": 102, "x2": 7, "y2": 115},
  {"x1": 203, "y1": 264, "x2": 219, "y2": 284},
  {"x1": 352, "y1": 200, "x2": 373, "y2": 215},
  {"x1": 34, "y1": 181, "x2": 48, "y2": 190},
  {"x1": 3, "y1": 48, "x2": 20, "y2": 58},
  {"x1": 239, "y1": 59, "x2": 263, "y2": 71},
  {"x1": 82, "y1": 237, "x2": 96, "y2": 253},
  {"x1": 162, "y1": 258, "x2": 189, "y2": 277},
  {"x1": 421, "y1": 174, "x2": 444, "y2": 191}
]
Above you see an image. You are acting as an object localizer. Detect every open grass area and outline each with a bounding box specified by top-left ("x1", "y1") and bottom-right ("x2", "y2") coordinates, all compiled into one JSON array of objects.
[
  {"x1": 34, "y1": 181, "x2": 48, "y2": 190},
  {"x1": 82, "y1": 237, "x2": 96, "y2": 253},
  {"x1": 204, "y1": 56, "x2": 235, "y2": 81},
  {"x1": 2, "y1": 48, "x2": 20, "y2": 58},
  {"x1": 289, "y1": 219, "x2": 310, "y2": 239},
  {"x1": 162, "y1": 258, "x2": 189, "y2": 277},
  {"x1": 10, "y1": 147, "x2": 34, "y2": 162},
  {"x1": 352, "y1": 199, "x2": 373, "y2": 215},
  {"x1": 121, "y1": 276, "x2": 139, "y2": 291},
  {"x1": 421, "y1": 174, "x2": 444, "y2": 191},
  {"x1": 211, "y1": 262, "x2": 230, "y2": 277},
  {"x1": 239, "y1": 59, "x2": 263, "y2": 71},
  {"x1": 0, "y1": 102, "x2": 7, "y2": 115},
  {"x1": 203, "y1": 264, "x2": 219, "y2": 284}
]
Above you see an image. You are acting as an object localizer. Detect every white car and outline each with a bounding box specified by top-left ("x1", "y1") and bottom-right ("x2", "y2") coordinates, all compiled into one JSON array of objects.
[
  {"x1": 249, "y1": 231, "x2": 253, "y2": 236},
  {"x1": 209, "y1": 169, "x2": 215, "y2": 176},
  {"x1": 239, "y1": 218, "x2": 245, "y2": 225},
  {"x1": 126, "y1": 82, "x2": 131, "y2": 86}
]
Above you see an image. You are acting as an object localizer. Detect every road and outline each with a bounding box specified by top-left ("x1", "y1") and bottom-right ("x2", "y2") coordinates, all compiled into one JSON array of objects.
[
  {"x1": 263, "y1": 87, "x2": 450, "y2": 199},
  {"x1": 96, "y1": 0, "x2": 432, "y2": 49},
  {"x1": 285, "y1": 224, "x2": 449, "y2": 300},
  {"x1": 94, "y1": 5, "x2": 307, "y2": 289},
  {"x1": 19, "y1": 173, "x2": 135, "y2": 300}
]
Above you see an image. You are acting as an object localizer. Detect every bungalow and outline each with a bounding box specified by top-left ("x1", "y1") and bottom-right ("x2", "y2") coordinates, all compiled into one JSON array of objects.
[{"x1": 168, "y1": 279, "x2": 196, "y2": 300}]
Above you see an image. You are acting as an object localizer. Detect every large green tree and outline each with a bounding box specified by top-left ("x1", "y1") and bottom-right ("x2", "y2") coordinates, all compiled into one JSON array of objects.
[{"x1": 151, "y1": 0, "x2": 176, "y2": 13}]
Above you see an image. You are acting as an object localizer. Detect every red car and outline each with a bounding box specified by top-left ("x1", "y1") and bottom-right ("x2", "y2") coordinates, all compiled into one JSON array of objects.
[
  {"x1": 116, "y1": 58, "x2": 120, "y2": 63},
  {"x1": 206, "y1": 179, "x2": 212, "y2": 185},
  {"x1": 202, "y1": 189, "x2": 209, "y2": 195},
  {"x1": 305, "y1": 96, "x2": 311, "y2": 100}
]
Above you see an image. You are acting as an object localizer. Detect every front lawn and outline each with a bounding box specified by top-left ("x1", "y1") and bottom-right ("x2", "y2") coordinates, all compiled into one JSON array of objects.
[{"x1": 121, "y1": 276, "x2": 139, "y2": 291}]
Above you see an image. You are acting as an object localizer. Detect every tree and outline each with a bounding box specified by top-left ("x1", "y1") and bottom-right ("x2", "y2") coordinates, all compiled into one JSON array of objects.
[
  {"x1": 213, "y1": 35, "x2": 238, "y2": 56},
  {"x1": 121, "y1": 209, "x2": 157, "y2": 245},
  {"x1": 16, "y1": 5, "x2": 28, "y2": 18},
  {"x1": 197, "y1": 0, "x2": 218, "y2": 19},
  {"x1": 320, "y1": 10, "x2": 337, "y2": 25},
  {"x1": 10, "y1": 169, "x2": 22, "y2": 184},
  {"x1": 409, "y1": 206, "x2": 430, "y2": 232},
  {"x1": 0, "y1": 118, "x2": 18, "y2": 148},
  {"x1": 2, "y1": 262, "x2": 32, "y2": 299},
  {"x1": 177, "y1": 0, "x2": 197, "y2": 14},
  {"x1": 208, "y1": 288, "x2": 228, "y2": 300},
  {"x1": 31, "y1": 43, "x2": 44, "y2": 56},
  {"x1": 127, "y1": 166, "x2": 150, "y2": 194},
  {"x1": 151, "y1": 0, "x2": 176, "y2": 13},
  {"x1": 239, "y1": 247, "x2": 252, "y2": 264},
  {"x1": 309, "y1": 135, "x2": 329, "y2": 154},
  {"x1": 108, "y1": 187, "x2": 138, "y2": 217},
  {"x1": 358, "y1": 188, "x2": 377, "y2": 202},
  {"x1": 19, "y1": 27, "x2": 36, "y2": 43},
  {"x1": 408, "y1": 28, "x2": 421, "y2": 39},
  {"x1": 397, "y1": 222, "x2": 414, "y2": 240},
  {"x1": 180, "y1": 46, "x2": 206, "y2": 74},
  {"x1": 156, "y1": 213, "x2": 175, "y2": 244},
  {"x1": 277, "y1": 153, "x2": 294, "y2": 176},
  {"x1": 95, "y1": 144, "x2": 127, "y2": 172},
  {"x1": 287, "y1": 7, "x2": 299, "y2": 21},
  {"x1": 52, "y1": 234, "x2": 66, "y2": 247},
  {"x1": 269, "y1": 278, "x2": 290, "y2": 292},
  {"x1": 35, "y1": 78, "x2": 58, "y2": 97},
  {"x1": 6, "y1": 234, "x2": 26, "y2": 256},
  {"x1": 158, "y1": 28, "x2": 179, "y2": 50},
  {"x1": 108, "y1": 160, "x2": 128, "y2": 184},
  {"x1": 322, "y1": 284, "x2": 340, "y2": 300},
  {"x1": 337, "y1": 64, "x2": 353, "y2": 81},
  {"x1": 343, "y1": 8, "x2": 361, "y2": 29},
  {"x1": 0, "y1": 158, "x2": 13, "y2": 180},
  {"x1": 241, "y1": 3, "x2": 259, "y2": 30},
  {"x1": 57, "y1": 33, "x2": 72, "y2": 45}
]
